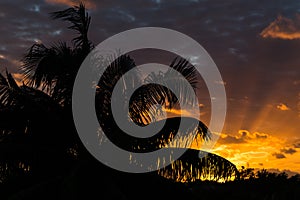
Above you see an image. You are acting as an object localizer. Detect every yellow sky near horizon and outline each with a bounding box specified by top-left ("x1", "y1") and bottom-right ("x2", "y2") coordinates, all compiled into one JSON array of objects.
[
  {"x1": 212, "y1": 130, "x2": 300, "y2": 173},
  {"x1": 163, "y1": 107, "x2": 300, "y2": 174}
]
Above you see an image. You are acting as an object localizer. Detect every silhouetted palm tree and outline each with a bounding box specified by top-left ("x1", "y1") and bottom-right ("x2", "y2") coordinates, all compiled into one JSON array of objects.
[
  {"x1": 0, "y1": 4, "x2": 93, "y2": 190},
  {"x1": 0, "y1": 3, "x2": 238, "y2": 193},
  {"x1": 96, "y1": 54, "x2": 238, "y2": 181},
  {"x1": 0, "y1": 71, "x2": 71, "y2": 190},
  {"x1": 21, "y1": 3, "x2": 93, "y2": 107}
]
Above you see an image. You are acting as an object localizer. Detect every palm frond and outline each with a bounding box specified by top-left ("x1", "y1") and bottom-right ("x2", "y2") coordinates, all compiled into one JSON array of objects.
[
  {"x1": 96, "y1": 54, "x2": 140, "y2": 123},
  {"x1": 5, "y1": 70, "x2": 19, "y2": 90},
  {"x1": 129, "y1": 57, "x2": 199, "y2": 125},
  {"x1": 98, "y1": 117, "x2": 211, "y2": 153},
  {"x1": 158, "y1": 148, "x2": 238, "y2": 182},
  {"x1": 50, "y1": 2, "x2": 92, "y2": 50},
  {"x1": 0, "y1": 71, "x2": 21, "y2": 107},
  {"x1": 21, "y1": 43, "x2": 55, "y2": 89},
  {"x1": 147, "y1": 57, "x2": 198, "y2": 107},
  {"x1": 0, "y1": 71, "x2": 62, "y2": 113},
  {"x1": 20, "y1": 41, "x2": 81, "y2": 107},
  {"x1": 21, "y1": 42, "x2": 71, "y2": 90}
]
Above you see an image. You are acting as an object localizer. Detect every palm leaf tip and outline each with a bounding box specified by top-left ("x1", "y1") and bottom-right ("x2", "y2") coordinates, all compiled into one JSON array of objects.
[
  {"x1": 49, "y1": 2, "x2": 91, "y2": 49},
  {"x1": 169, "y1": 57, "x2": 199, "y2": 90}
]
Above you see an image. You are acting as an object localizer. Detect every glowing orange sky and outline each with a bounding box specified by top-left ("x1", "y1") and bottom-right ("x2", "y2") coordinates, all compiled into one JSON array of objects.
[
  {"x1": 165, "y1": 95, "x2": 300, "y2": 174},
  {"x1": 0, "y1": 0, "x2": 299, "y2": 175}
]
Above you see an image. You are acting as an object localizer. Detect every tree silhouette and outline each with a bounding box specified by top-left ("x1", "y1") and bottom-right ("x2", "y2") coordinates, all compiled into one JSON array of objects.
[
  {"x1": 21, "y1": 3, "x2": 93, "y2": 107},
  {"x1": 0, "y1": 3, "x2": 92, "y2": 193},
  {"x1": 0, "y1": 3, "x2": 239, "y2": 197},
  {"x1": 95, "y1": 52, "x2": 238, "y2": 181}
]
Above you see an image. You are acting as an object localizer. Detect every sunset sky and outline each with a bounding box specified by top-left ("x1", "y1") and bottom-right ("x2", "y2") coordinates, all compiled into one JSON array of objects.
[{"x1": 0, "y1": 0, "x2": 299, "y2": 174}]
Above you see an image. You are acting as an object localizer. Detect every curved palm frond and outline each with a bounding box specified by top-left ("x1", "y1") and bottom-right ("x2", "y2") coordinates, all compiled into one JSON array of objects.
[
  {"x1": 21, "y1": 3, "x2": 93, "y2": 106},
  {"x1": 21, "y1": 42, "x2": 85, "y2": 106},
  {"x1": 21, "y1": 42, "x2": 72, "y2": 91},
  {"x1": 98, "y1": 117, "x2": 211, "y2": 153},
  {"x1": 0, "y1": 72, "x2": 63, "y2": 135},
  {"x1": 158, "y1": 148, "x2": 239, "y2": 182},
  {"x1": 129, "y1": 57, "x2": 199, "y2": 125},
  {"x1": 1, "y1": 71, "x2": 60, "y2": 107},
  {"x1": 96, "y1": 54, "x2": 141, "y2": 125},
  {"x1": 145, "y1": 57, "x2": 198, "y2": 107},
  {"x1": 50, "y1": 2, "x2": 92, "y2": 51},
  {"x1": 0, "y1": 70, "x2": 22, "y2": 107}
]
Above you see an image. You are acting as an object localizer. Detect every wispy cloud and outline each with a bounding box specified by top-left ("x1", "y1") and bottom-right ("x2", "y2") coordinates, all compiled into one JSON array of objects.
[
  {"x1": 260, "y1": 15, "x2": 300, "y2": 40},
  {"x1": 214, "y1": 80, "x2": 226, "y2": 85}
]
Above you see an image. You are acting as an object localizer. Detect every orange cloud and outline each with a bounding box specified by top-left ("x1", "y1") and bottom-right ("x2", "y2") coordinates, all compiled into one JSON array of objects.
[
  {"x1": 45, "y1": 0, "x2": 96, "y2": 9},
  {"x1": 276, "y1": 103, "x2": 290, "y2": 111},
  {"x1": 260, "y1": 15, "x2": 300, "y2": 40},
  {"x1": 163, "y1": 107, "x2": 194, "y2": 117},
  {"x1": 162, "y1": 105, "x2": 206, "y2": 120}
]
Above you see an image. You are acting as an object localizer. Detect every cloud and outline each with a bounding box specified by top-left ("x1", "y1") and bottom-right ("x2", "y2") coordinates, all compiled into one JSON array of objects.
[
  {"x1": 163, "y1": 108, "x2": 194, "y2": 117},
  {"x1": 220, "y1": 134, "x2": 245, "y2": 144},
  {"x1": 255, "y1": 132, "x2": 268, "y2": 139},
  {"x1": 260, "y1": 15, "x2": 300, "y2": 40},
  {"x1": 45, "y1": 0, "x2": 96, "y2": 9},
  {"x1": 241, "y1": 151, "x2": 268, "y2": 159},
  {"x1": 218, "y1": 130, "x2": 269, "y2": 144},
  {"x1": 214, "y1": 80, "x2": 226, "y2": 85},
  {"x1": 281, "y1": 148, "x2": 297, "y2": 155},
  {"x1": 0, "y1": 54, "x2": 6, "y2": 59},
  {"x1": 293, "y1": 140, "x2": 300, "y2": 148},
  {"x1": 272, "y1": 152, "x2": 286, "y2": 159},
  {"x1": 294, "y1": 143, "x2": 300, "y2": 148},
  {"x1": 276, "y1": 103, "x2": 290, "y2": 111}
]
